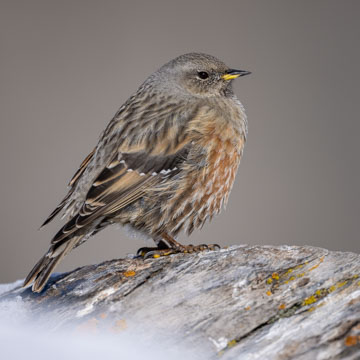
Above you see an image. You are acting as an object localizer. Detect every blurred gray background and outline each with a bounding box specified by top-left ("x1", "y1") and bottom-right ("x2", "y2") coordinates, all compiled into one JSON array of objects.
[{"x1": 1, "y1": 0, "x2": 359, "y2": 283}]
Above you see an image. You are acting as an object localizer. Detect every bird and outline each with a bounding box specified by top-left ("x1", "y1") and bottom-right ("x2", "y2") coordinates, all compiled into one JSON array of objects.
[{"x1": 23, "y1": 52, "x2": 251, "y2": 293}]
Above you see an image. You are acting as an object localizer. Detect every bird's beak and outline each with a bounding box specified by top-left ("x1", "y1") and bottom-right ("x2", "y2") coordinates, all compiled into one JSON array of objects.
[{"x1": 222, "y1": 69, "x2": 251, "y2": 81}]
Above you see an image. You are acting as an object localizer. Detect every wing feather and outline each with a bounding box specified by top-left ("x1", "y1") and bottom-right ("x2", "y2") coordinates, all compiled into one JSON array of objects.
[
  {"x1": 40, "y1": 147, "x2": 96, "y2": 227},
  {"x1": 43, "y1": 96, "x2": 199, "y2": 234},
  {"x1": 68, "y1": 147, "x2": 96, "y2": 187},
  {"x1": 50, "y1": 139, "x2": 189, "y2": 244}
]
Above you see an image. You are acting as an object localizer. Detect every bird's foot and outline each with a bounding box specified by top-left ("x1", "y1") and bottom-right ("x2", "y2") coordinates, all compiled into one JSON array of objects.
[
  {"x1": 137, "y1": 247, "x2": 179, "y2": 259},
  {"x1": 136, "y1": 239, "x2": 170, "y2": 257},
  {"x1": 138, "y1": 243, "x2": 220, "y2": 259}
]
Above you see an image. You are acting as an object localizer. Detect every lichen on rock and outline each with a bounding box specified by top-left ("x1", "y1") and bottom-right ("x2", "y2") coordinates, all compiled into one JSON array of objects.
[{"x1": 1, "y1": 245, "x2": 359, "y2": 359}]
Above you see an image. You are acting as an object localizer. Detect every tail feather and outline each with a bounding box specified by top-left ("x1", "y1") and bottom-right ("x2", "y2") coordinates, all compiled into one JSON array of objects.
[
  {"x1": 23, "y1": 254, "x2": 50, "y2": 289},
  {"x1": 32, "y1": 256, "x2": 63, "y2": 292},
  {"x1": 23, "y1": 236, "x2": 79, "y2": 293}
]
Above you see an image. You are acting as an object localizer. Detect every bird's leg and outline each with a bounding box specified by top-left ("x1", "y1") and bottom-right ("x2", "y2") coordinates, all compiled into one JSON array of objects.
[
  {"x1": 162, "y1": 232, "x2": 220, "y2": 252},
  {"x1": 138, "y1": 232, "x2": 220, "y2": 259}
]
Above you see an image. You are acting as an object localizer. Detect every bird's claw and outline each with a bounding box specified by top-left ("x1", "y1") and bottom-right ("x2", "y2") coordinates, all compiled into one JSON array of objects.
[
  {"x1": 143, "y1": 249, "x2": 178, "y2": 260},
  {"x1": 208, "y1": 243, "x2": 221, "y2": 251}
]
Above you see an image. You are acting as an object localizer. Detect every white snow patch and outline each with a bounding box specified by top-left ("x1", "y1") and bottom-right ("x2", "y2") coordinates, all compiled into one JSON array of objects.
[
  {"x1": 0, "y1": 279, "x2": 23, "y2": 295},
  {"x1": 0, "y1": 279, "x2": 212, "y2": 360}
]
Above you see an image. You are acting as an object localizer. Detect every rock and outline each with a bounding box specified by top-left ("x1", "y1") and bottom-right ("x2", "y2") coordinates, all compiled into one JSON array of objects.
[{"x1": 1, "y1": 245, "x2": 360, "y2": 359}]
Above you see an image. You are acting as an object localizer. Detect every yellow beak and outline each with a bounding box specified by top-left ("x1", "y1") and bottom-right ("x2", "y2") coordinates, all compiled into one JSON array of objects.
[
  {"x1": 222, "y1": 69, "x2": 251, "y2": 81},
  {"x1": 222, "y1": 73, "x2": 241, "y2": 81}
]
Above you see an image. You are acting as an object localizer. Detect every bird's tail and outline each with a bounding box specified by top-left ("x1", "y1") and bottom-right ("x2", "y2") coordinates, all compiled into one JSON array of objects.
[{"x1": 23, "y1": 236, "x2": 80, "y2": 293}]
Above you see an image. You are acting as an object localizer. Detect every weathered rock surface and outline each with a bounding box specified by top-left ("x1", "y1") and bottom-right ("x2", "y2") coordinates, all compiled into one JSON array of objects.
[{"x1": 1, "y1": 245, "x2": 360, "y2": 359}]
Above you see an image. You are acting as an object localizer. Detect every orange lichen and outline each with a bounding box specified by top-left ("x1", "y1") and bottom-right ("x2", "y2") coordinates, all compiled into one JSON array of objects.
[
  {"x1": 309, "y1": 256, "x2": 324, "y2": 271},
  {"x1": 278, "y1": 304, "x2": 286, "y2": 310},
  {"x1": 123, "y1": 270, "x2": 136, "y2": 277},
  {"x1": 272, "y1": 272, "x2": 280, "y2": 280},
  {"x1": 245, "y1": 306, "x2": 251, "y2": 311},
  {"x1": 328, "y1": 280, "x2": 348, "y2": 293},
  {"x1": 302, "y1": 295, "x2": 317, "y2": 306},
  {"x1": 345, "y1": 335, "x2": 358, "y2": 347},
  {"x1": 266, "y1": 291, "x2": 272, "y2": 296},
  {"x1": 300, "y1": 276, "x2": 354, "y2": 311},
  {"x1": 309, "y1": 264, "x2": 320, "y2": 271},
  {"x1": 337, "y1": 281, "x2": 348, "y2": 288},
  {"x1": 307, "y1": 301, "x2": 325, "y2": 313},
  {"x1": 267, "y1": 278, "x2": 273, "y2": 284},
  {"x1": 227, "y1": 340, "x2": 237, "y2": 348}
]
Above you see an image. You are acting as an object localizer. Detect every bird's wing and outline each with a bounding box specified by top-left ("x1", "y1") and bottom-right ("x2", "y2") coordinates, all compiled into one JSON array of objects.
[
  {"x1": 41, "y1": 147, "x2": 97, "y2": 227},
  {"x1": 49, "y1": 101, "x2": 198, "y2": 244},
  {"x1": 68, "y1": 147, "x2": 96, "y2": 187},
  {"x1": 42, "y1": 88, "x2": 197, "y2": 227}
]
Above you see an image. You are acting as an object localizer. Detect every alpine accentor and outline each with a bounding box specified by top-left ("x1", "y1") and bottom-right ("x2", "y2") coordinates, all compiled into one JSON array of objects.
[{"x1": 24, "y1": 53, "x2": 251, "y2": 292}]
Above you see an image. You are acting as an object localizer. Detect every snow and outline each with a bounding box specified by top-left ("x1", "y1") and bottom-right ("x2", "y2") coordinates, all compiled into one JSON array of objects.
[
  {"x1": 0, "y1": 280, "x2": 211, "y2": 360},
  {"x1": 0, "y1": 279, "x2": 23, "y2": 294}
]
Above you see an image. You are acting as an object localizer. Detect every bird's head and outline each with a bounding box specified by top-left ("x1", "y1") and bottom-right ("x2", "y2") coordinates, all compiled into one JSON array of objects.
[{"x1": 152, "y1": 53, "x2": 251, "y2": 97}]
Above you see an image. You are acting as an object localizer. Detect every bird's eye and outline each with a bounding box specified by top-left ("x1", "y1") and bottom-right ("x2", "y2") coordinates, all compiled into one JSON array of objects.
[{"x1": 197, "y1": 71, "x2": 209, "y2": 80}]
